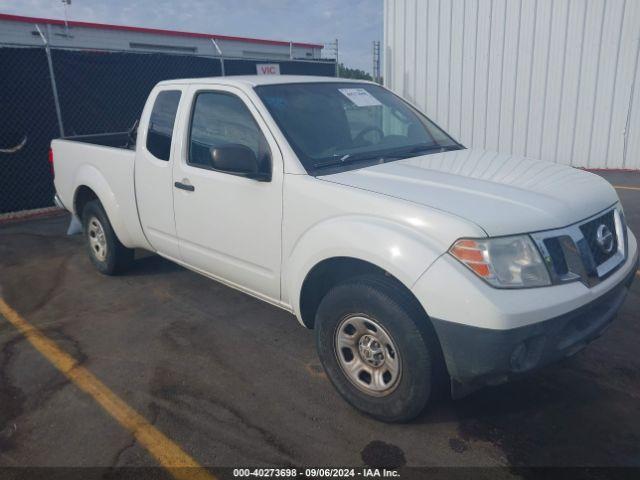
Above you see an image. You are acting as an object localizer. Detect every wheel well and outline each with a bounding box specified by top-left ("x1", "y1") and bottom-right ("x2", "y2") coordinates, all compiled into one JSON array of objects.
[
  {"x1": 299, "y1": 257, "x2": 418, "y2": 329},
  {"x1": 299, "y1": 257, "x2": 450, "y2": 394},
  {"x1": 74, "y1": 186, "x2": 98, "y2": 218}
]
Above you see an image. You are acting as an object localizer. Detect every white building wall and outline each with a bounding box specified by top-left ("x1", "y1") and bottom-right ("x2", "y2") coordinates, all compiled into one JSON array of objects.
[
  {"x1": 384, "y1": 0, "x2": 640, "y2": 169},
  {"x1": 0, "y1": 18, "x2": 322, "y2": 60}
]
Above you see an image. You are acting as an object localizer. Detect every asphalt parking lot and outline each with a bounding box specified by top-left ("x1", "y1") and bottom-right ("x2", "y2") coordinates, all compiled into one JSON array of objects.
[{"x1": 0, "y1": 171, "x2": 639, "y2": 476}]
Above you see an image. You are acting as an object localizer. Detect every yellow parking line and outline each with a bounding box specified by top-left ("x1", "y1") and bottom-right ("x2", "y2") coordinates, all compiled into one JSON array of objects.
[
  {"x1": 613, "y1": 185, "x2": 640, "y2": 191},
  {"x1": 0, "y1": 298, "x2": 215, "y2": 480}
]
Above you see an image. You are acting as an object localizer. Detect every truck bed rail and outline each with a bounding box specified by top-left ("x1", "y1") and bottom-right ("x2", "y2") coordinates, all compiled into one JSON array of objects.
[{"x1": 61, "y1": 132, "x2": 134, "y2": 150}]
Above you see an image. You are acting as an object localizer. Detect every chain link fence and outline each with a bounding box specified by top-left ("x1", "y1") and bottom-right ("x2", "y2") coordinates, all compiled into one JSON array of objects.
[{"x1": 0, "y1": 44, "x2": 336, "y2": 214}]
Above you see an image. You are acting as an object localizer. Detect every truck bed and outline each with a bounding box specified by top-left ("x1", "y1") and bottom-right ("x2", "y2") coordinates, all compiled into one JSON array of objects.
[{"x1": 51, "y1": 135, "x2": 148, "y2": 249}]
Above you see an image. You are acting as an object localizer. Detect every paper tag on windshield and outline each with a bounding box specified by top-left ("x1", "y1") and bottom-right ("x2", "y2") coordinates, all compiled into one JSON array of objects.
[{"x1": 339, "y1": 88, "x2": 382, "y2": 107}]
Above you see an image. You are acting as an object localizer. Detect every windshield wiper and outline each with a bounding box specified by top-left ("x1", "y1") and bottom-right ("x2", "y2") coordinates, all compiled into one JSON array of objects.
[
  {"x1": 399, "y1": 143, "x2": 462, "y2": 156},
  {"x1": 313, "y1": 151, "x2": 387, "y2": 170},
  {"x1": 313, "y1": 143, "x2": 463, "y2": 171}
]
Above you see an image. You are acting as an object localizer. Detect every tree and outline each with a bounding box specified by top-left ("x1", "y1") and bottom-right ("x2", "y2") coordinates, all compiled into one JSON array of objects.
[{"x1": 337, "y1": 63, "x2": 373, "y2": 81}]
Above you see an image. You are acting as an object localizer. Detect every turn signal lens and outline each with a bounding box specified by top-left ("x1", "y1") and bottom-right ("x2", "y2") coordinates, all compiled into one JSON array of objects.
[
  {"x1": 449, "y1": 235, "x2": 551, "y2": 288},
  {"x1": 449, "y1": 239, "x2": 491, "y2": 277}
]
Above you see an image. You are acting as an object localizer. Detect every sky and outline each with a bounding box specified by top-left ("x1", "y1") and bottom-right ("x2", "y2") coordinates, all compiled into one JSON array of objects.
[{"x1": 0, "y1": 0, "x2": 383, "y2": 73}]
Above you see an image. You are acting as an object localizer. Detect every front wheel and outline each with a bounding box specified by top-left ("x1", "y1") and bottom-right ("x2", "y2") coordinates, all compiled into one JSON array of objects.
[
  {"x1": 315, "y1": 274, "x2": 443, "y2": 422},
  {"x1": 82, "y1": 200, "x2": 134, "y2": 275}
]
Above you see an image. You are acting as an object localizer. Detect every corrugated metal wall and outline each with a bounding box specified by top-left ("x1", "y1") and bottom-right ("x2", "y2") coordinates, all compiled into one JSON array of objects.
[{"x1": 384, "y1": 0, "x2": 640, "y2": 169}]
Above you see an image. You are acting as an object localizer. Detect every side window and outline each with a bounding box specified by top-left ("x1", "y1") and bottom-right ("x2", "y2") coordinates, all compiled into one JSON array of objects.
[
  {"x1": 188, "y1": 91, "x2": 269, "y2": 170},
  {"x1": 146, "y1": 90, "x2": 181, "y2": 161}
]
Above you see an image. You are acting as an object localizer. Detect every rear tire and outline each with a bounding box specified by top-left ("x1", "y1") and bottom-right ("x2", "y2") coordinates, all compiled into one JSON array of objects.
[
  {"x1": 82, "y1": 200, "x2": 134, "y2": 275},
  {"x1": 315, "y1": 274, "x2": 444, "y2": 423}
]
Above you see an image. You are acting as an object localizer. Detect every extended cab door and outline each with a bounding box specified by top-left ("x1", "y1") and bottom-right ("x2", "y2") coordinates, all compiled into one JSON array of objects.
[
  {"x1": 172, "y1": 85, "x2": 283, "y2": 302},
  {"x1": 134, "y1": 86, "x2": 184, "y2": 259}
]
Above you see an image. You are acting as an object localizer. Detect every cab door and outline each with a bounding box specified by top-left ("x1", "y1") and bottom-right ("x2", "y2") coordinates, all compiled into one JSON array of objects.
[
  {"x1": 134, "y1": 87, "x2": 184, "y2": 259},
  {"x1": 171, "y1": 85, "x2": 283, "y2": 301}
]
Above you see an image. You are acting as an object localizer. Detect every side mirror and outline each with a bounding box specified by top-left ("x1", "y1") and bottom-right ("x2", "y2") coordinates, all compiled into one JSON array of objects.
[{"x1": 209, "y1": 144, "x2": 270, "y2": 181}]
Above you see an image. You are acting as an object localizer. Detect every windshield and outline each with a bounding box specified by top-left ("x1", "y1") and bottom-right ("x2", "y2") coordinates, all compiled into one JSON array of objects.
[{"x1": 255, "y1": 82, "x2": 462, "y2": 174}]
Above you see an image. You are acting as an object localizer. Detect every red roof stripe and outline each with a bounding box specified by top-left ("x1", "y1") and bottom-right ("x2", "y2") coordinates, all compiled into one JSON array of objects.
[{"x1": 0, "y1": 12, "x2": 324, "y2": 49}]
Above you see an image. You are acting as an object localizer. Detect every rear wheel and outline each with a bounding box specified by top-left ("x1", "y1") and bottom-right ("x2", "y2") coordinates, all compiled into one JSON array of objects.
[
  {"x1": 82, "y1": 200, "x2": 134, "y2": 275},
  {"x1": 315, "y1": 274, "x2": 443, "y2": 422}
]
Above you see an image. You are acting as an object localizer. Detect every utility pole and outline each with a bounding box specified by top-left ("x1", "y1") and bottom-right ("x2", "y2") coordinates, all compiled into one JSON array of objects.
[
  {"x1": 372, "y1": 40, "x2": 381, "y2": 84},
  {"x1": 61, "y1": 0, "x2": 71, "y2": 37},
  {"x1": 35, "y1": 25, "x2": 65, "y2": 137},
  {"x1": 211, "y1": 38, "x2": 225, "y2": 76},
  {"x1": 335, "y1": 38, "x2": 339, "y2": 77},
  {"x1": 325, "y1": 39, "x2": 339, "y2": 77}
]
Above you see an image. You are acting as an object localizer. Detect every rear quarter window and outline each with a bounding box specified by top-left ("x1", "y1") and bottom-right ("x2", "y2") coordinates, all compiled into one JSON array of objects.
[{"x1": 146, "y1": 90, "x2": 181, "y2": 161}]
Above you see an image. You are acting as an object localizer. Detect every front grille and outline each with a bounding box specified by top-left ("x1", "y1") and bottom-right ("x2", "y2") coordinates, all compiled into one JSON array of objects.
[
  {"x1": 579, "y1": 210, "x2": 618, "y2": 266},
  {"x1": 531, "y1": 207, "x2": 626, "y2": 288},
  {"x1": 543, "y1": 237, "x2": 569, "y2": 276}
]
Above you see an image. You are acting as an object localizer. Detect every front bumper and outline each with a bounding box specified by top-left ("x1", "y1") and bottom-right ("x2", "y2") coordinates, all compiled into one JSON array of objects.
[
  {"x1": 433, "y1": 260, "x2": 637, "y2": 398},
  {"x1": 412, "y1": 228, "x2": 638, "y2": 398}
]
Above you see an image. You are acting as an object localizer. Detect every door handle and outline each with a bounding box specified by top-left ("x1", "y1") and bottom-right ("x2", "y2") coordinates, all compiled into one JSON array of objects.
[{"x1": 174, "y1": 181, "x2": 195, "y2": 192}]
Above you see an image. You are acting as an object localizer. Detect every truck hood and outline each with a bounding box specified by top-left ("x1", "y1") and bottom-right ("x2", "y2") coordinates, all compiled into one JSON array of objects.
[{"x1": 319, "y1": 149, "x2": 619, "y2": 236}]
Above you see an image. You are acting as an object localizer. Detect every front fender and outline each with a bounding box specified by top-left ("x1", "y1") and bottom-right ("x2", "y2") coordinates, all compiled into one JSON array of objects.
[
  {"x1": 284, "y1": 215, "x2": 448, "y2": 322},
  {"x1": 73, "y1": 165, "x2": 136, "y2": 247}
]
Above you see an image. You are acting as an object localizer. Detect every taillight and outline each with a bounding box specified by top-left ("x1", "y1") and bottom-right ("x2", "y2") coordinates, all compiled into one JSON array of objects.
[{"x1": 48, "y1": 148, "x2": 54, "y2": 179}]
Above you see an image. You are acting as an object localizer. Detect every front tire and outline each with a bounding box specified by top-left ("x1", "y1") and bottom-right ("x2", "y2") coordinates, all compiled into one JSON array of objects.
[
  {"x1": 315, "y1": 274, "x2": 443, "y2": 422},
  {"x1": 82, "y1": 200, "x2": 134, "y2": 275}
]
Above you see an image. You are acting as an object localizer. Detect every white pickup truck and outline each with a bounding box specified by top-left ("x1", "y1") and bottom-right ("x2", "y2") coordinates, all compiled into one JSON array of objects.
[{"x1": 52, "y1": 75, "x2": 638, "y2": 422}]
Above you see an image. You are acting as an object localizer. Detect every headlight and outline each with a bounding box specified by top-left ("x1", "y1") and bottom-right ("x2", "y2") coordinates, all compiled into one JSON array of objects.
[{"x1": 449, "y1": 235, "x2": 551, "y2": 288}]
